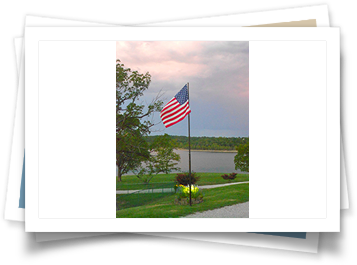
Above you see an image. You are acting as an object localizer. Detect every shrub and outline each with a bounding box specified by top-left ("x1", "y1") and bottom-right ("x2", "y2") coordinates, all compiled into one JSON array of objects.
[
  {"x1": 221, "y1": 174, "x2": 229, "y2": 180},
  {"x1": 175, "y1": 184, "x2": 204, "y2": 205},
  {"x1": 177, "y1": 184, "x2": 201, "y2": 199},
  {"x1": 175, "y1": 172, "x2": 200, "y2": 186},
  {"x1": 221, "y1": 173, "x2": 237, "y2": 182}
]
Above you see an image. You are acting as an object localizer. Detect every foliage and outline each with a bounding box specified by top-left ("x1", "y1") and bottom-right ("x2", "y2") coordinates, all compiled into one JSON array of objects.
[
  {"x1": 176, "y1": 184, "x2": 202, "y2": 199},
  {"x1": 132, "y1": 134, "x2": 181, "y2": 183},
  {"x1": 116, "y1": 131, "x2": 150, "y2": 181},
  {"x1": 131, "y1": 167, "x2": 152, "y2": 184},
  {"x1": 175, "y1": 184, "x2": 203, "y2": 205},
  {"x1": 116, "y1": 59, "x2": 163, "y2": 181},
  {"x1": 149, "y1": 134, "x2": 181, "y2": 174},
  {"x1": 175, "y1": 172, "x2": 200, "y2": 186},
  {"x1": 221, "y1": 173, "x2": 238, "y2": 182},
  {"x1": 234, "y1": 140, "x2": 249, "y2": 172},
  {"x1": 145, "y1": 135, "x2": 249, "y2": 151}
]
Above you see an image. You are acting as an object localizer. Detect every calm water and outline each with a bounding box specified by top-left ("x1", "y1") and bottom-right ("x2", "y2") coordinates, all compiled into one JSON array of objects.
[
  {"x1": 173, "y1": 150, "x2": 245, "y2": 174},
  {"x1": 119, "y1": 149, "x2": 246, "y2": 176}
]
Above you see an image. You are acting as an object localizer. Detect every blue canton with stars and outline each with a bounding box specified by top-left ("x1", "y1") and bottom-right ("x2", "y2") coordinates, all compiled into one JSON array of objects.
[{"x1": 175, "y1": 84, "x2": 189, "y2": 105}]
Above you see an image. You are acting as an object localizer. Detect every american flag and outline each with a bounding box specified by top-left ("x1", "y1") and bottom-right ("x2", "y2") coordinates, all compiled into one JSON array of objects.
[{"x1": 160, "y1": 84, "x2": 191, "y2": 128}]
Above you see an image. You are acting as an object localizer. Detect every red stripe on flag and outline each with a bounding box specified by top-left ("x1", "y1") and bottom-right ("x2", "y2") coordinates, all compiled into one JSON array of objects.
[
  {"x1": 160, "y1": 101, "x2": 189, "y2": 120},
  {"x1": 160, "y1": 101, "x2": 180, "y2": 117},
  {"x1": 161, "y1": 98, "x2": 177, "y2": 112},
  {"x1": 163, "y1": 107, "x2": 191, "y2": 127},
  {"x1": 164, "y1": 109, "x2": 191, "y2": 128},
  {"x1": 161, "y1": 103, "x2": 190, "y2": 124}
]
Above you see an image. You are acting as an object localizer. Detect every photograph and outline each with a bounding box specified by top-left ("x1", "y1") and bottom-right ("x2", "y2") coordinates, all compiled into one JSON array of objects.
[{"x1": 116, "y1": 41, "x2": 249, "y2": 218}]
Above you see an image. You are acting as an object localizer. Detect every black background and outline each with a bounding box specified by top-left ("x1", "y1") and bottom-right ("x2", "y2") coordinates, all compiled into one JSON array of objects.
[{"x1": 0, "y1": 1, "x2": 356, "y2": 258}]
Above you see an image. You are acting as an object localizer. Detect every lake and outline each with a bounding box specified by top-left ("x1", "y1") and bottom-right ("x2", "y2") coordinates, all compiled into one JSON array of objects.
[
  {"x1": 118, "y1": 149, "x2": 247, "y2": 176},
  {"x1": 173, "y1": 149, "x2": 245, "y2": 174}
]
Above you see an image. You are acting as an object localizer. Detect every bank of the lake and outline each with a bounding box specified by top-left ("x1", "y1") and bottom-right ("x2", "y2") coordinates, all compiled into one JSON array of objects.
[
  {"x1": 119, "y1": 149, "x2": 247, "y2": 177},
  {"x1": 176, "y1": 148, "x2": 236, "y2": 153}
]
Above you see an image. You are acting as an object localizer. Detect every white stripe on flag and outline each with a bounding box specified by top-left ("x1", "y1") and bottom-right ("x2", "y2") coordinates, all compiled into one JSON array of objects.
[
  {"x1": 164, "y1": 107, "x2": 191, "y2": 127},
  {"x1": 161, "y1": 101, "x2": 189, "y2": 123},
  {"x1": 160, "y1": 101, "x2": 189, "y2": 120},
  {"x1": 160, "y1": 101, "x2": 181, "y2": 117},
  {"x1": 161, "y1": 97, "x2": 177, "y2": 112}
]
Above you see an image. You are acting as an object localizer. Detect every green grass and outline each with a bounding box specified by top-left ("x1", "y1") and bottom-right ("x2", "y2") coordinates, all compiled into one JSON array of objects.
[
  {"x1": 116, "y1": 183, "x2": 249, "y2": 218},
  {"x1": 117, "y1": 192, "x2": 173, "y2": 210},
  {"x1": 116, "y1": 172, "x2": 249, "y2": 190}
]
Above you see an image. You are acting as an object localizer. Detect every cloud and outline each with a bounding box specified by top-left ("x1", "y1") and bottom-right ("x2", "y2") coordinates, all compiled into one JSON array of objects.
[
  {"x1": 116, "y1": 41, "x2": 249, "y2": 137},
  {"x1": 116, "y1": 41, "x2": 208, "y2": 80}
]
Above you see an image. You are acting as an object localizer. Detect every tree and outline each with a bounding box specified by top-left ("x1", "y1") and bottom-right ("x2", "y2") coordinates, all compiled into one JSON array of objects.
[
  {"x1": 116, "y1": 130, "x2": 150, "y2": 180},
  {"x1": 149, "y1": 134, "x2": 181, "y2": 174},
  {"x1": 116, "y1": 59, "x2": 163, "y2": 181},
  {"x1": 234, "y1": 139, "x2": 249, "y2": 172},
  {"x1": 133, "y1": 134, "x2": 181, "y2": 183}
]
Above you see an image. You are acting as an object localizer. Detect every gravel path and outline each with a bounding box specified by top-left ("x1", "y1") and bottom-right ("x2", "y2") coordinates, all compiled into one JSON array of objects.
[{"x1": 183, "y1": 201, "x2": 249, "y2": 218}]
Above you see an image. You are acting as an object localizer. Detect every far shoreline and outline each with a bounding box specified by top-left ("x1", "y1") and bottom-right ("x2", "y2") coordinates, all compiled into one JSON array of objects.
[{"x1": 176, "y1": 148, "x2": 236, "y2": 153}]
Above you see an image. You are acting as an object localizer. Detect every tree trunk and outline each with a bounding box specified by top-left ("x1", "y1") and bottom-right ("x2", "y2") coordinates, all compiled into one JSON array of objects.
[
  {"x1": 116, "y1": 163, "x2": 122, "y2": 182},
  {"x1": 117, "y1": 168, "x2": 122, "y2": 182}
]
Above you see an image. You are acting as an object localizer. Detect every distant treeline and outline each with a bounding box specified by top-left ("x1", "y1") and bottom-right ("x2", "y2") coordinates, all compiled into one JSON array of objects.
[{"x1": 145, "y1": 135, "x2": 249, "y2": 151}]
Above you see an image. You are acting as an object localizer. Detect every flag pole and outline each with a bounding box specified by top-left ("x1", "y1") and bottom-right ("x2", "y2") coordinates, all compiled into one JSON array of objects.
[{"x1": 188, "y1": 82, "x2": 192, "y2": 206}]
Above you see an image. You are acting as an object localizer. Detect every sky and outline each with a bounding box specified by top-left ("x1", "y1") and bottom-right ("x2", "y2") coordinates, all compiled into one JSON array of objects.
[{"x1": 116, "y1": 41, "x2": 249, "y2": 137}]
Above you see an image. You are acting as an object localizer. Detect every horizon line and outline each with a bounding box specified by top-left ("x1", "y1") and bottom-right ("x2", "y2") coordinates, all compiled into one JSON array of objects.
[{"x1": 146, "y1": 134, "x2": 249, "y2": 138}]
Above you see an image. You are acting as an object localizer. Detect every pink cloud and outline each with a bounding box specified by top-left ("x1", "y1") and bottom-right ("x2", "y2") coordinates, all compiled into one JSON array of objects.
[
  {"x1": 116, "y1": 41, "x2": 211, "y2": 81},
  {"x1": 116, "y1": 40, "x2": 249, "y2": 137}
]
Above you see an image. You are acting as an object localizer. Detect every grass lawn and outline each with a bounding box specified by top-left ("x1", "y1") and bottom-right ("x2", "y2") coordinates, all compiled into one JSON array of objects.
[
  {"x1": 116, "y1": 183, "x2": 249, "y2": 218},
  {"x1": 117, "y1": 192, "x2": 172, "y2": 211},
  {"x1": 116, "y1": 172, "x2": 249, "y2": 190}
]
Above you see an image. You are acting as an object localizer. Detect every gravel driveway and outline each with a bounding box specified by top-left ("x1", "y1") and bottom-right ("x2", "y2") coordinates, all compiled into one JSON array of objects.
[{"x1": 183, "y1": 201, "x2": 249, "y2": 218}]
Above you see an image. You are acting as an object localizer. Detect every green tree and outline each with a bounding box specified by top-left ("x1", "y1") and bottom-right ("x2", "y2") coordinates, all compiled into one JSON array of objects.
[
  {"x1": 234, "y1": 140, "x2": 249, "y2": 172},
  {"x1": 133, "y1": 134, "x2": 181, "y2": 183},
  {"x1": 150, "y1": 134, "x2": 181, "y2": 174},
  {"x1": 116, "y1": 130, "x2": 149, "y2": 181},
  {"x1": 116, "y1": 59, "x2": 163, "y2": 181}
]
